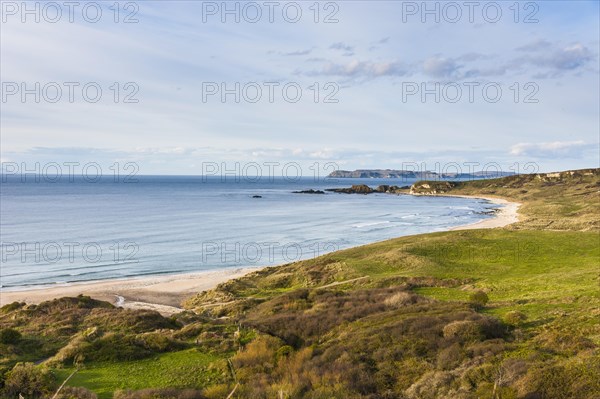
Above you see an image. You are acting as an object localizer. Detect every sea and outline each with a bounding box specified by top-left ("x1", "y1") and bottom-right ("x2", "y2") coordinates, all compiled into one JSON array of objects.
[{"x1": 0, "y1": 176, "x2": 499, "y2": 290}]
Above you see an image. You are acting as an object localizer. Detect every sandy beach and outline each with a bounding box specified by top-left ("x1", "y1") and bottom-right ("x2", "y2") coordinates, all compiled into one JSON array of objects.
[
  {"x1": 0, "y1": 195, "x2": 520, "y2": 315},
  {"x1": 0, "y1": 267, "x2": 260, "y2": 315},
  {"x1": 448, "y1": 196, "x2": 521, "y2": 230}
]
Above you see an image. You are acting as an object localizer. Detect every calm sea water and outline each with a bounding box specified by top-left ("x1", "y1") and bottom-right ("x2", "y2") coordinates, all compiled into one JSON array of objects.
[{"x1": 0, "y1": 176, "x2": 498, "y2": 290}]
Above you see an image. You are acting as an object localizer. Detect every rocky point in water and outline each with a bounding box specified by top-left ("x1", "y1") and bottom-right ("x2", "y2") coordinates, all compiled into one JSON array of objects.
[
  {"x1": 326, "y1": 184, "x2": 410, "y2": 194},
  {"x1": 292, "y1": 189, "x2": 326, "y2": 194}
]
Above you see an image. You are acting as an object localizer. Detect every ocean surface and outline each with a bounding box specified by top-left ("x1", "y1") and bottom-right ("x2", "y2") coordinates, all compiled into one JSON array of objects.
[{"x1": 0, "y1": 176, "x2": 499, "y2": 290}]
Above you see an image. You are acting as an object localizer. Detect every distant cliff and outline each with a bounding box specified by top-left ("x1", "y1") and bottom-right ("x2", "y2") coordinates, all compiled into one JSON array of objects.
[{"x1": 328, "y1": 169, "x2": 515, "y2": 179}]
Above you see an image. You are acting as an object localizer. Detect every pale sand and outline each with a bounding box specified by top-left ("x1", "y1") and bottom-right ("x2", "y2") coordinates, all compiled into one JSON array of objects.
[
  {"x1": 0, "y1": 267, "x2": 260, "y2": 315},
  {"x1": 0, "y1": 196, "x2": 520, "y2": 315},
  {"x1": 406, "y1": 193, "x2": 521, "y2": 231},
  {"x1": 446, "y1": 195, "x2": 521, "y2": 230}
]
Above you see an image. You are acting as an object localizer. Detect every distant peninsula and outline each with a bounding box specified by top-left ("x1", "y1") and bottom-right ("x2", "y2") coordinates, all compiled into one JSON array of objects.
[{"x1": 327, "y1": 169, "x2": 515, "y2": 179}]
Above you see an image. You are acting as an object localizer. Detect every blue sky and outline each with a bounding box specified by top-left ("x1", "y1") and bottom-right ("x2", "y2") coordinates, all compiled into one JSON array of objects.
[{"x1": 1, "y1": 0, "x2": 599, "y2": 175}]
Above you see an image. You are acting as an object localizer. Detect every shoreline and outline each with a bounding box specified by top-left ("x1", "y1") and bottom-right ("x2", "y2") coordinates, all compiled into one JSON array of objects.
[
  {"x1": 443, "y1": 195, "x2": 521, "y2": 230},
  {"x1": 0, "y1": 195, "x2": 520, "y2": 315},
  {"x1": 0, "y1": 267, "x2": 261, "y2": 315}
]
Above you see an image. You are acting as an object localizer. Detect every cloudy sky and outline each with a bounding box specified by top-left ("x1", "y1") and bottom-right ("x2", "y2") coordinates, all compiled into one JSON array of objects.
[{"x1": 1, "y1": 0, "x2": 599, "y2": 175}]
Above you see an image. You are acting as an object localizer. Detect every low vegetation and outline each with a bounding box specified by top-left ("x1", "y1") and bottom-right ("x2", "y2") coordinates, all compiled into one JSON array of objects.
[{"x1": 1, "y1": 168, "x2": 598, "y2": 398}]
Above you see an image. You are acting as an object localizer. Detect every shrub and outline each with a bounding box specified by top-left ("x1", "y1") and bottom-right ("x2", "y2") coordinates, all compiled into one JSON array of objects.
[
  {"x1": 405, "y1": 371, "x2": 456, "y2": 399},
  {"x1": 55, "y1": 386, "x2": 98, "y2": 399},
  {"x1": 136, "y1": 332, "x2": 186, "y2": 352},
  {"x1": 275, "y1": 345, "x2": 294, "y2": 359},
  {"x1": 477, "y1": 316, "x2": 507, "y2": 339},
  {"x1": 468, "y1": 291, "x2": 489, "y2": 308},
  {"x1": 504, "y1": 311, "x2": 527, "y2": 325},
  {"x1": 232, "y1": 335, "x2": 282, "y2": 372},
  {"x1": 536, "y1": 330, "x2": 595, "y2": 354},
  {"x1": 51, "y1": 332, "x2": 159, "y2": 365},
  {"x1": 442, "y1": 320, "x2": 483, "y2": 342},
  {"x1": 202, "y1": 384, "x2": 234, "y2": 399},
  {"x1": 0, "y1": 328, "x2": 22, "y2": 344},
  {"x1": 114, "y1": 388, "x2": 206, "y2": 399},
  {"x1": 437, "y1": 343, "x2": 462, "y2": 370},
  {"x1": 2, "y1": 363, "x2": 56, "y2": 398},
  {"x1": 384, "y1": 292, "x2": 418, "y2": 308},
  {"x1": 0, "y1": 302, "x2": 26, "y2": 313},
  {"x1": 90, "y1": 333, "x2": 152, "y2": 362}
]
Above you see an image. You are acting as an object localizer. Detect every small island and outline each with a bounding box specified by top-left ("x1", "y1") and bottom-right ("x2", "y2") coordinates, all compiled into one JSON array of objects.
[{"x1": 328, "y1": 169, "x2": 515, "y2": 179}]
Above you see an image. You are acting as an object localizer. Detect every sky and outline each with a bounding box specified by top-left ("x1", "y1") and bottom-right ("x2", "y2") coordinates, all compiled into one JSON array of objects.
[{"x1": 1, "y1": 0, "x2": 599, "y2": 176}]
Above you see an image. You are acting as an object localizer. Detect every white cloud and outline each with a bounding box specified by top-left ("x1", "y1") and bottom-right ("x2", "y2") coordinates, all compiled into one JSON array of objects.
[
  {"x1": 509, "y1": 141, "x2": 589, "y2": 158},
  {"x1": 422, "y1": 56, "x2": 461, "y2": 78},
  {"x1": 531, "y1": 43, "x2": 593, "y2": 70},
  {"x1": 516, "y1": 39, "x2": 553, "y2": 52},
  {"x1": 305, "y1": 59, "x2": 410, "y2": 78}
]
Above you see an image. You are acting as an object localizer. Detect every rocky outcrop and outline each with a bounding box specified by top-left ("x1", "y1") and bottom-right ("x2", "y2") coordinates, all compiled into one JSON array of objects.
[
  {"x1": 325, "y1": 184, "x2": 411, "y2": 195},
  {"x1": 376, "y1": 185, "x2": 410, "y2": 194},
  {"x1": 292, "y1": 189, "x2": 325, "y2": 194},
  {"x1": 327, "y1": 184, "x2": 375, "y2": 194},
  {"x1": 409, "y1": 181, "x2": 458, "y2": 195}
]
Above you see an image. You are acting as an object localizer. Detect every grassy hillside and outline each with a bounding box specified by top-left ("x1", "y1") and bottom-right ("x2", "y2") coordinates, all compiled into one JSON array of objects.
[{"x1": 1, "y1": 169, "x2": 598, "y2": 398}]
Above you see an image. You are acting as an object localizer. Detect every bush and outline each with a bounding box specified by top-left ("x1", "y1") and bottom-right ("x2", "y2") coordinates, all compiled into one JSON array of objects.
[
  {"x1": 437, "y1": 343, "x2": 462, "y2": 370},
  {"x1": 202, "y1": 384, "x2": 234, "y2": 399},
  {"x1": 405, "y1": 371, "x2": 456, "y2": 399},
  {"x1": 442, "y1": 321, "x2": 483, "y2": 342},
  {"x1": 275, "y1": 345, "x2": 294, "y2": 359},
  {"x1": 232, "y1": 335, "x2": 282, "y2": 372},
  {"x1": 114, "y1": 388, "x2": 206, "y2": 399},
  {"x1": 136, "y1": 332, "x2": 186, "y2": 352},
  {"x1": 51, "y1": 332, "x2": 158, "y2": 365},
  {"x1": 55, "y1": 386, "x2": 98, "y2": 399},
  {"x1": 504, "y1": 311, "x2": 527, "y2": 325},
  {"x1": 0, "y1": 328, "x2": 22, "y2": 344},
  {"x1": 519, "y1": 356, "x2": 600, "y2": 399},
  {"x1": 2, "y1": 363, "x2": 56, "y2": 398},
  {"x1": 0, "y1": 302, "x2": 26, "y2": 313},
  {"x1": 469, "y1": 291, "x2": 489, "y2": 308},
  {"x1": 384, "y1": 292, "x2": 418, "y2": 308}
]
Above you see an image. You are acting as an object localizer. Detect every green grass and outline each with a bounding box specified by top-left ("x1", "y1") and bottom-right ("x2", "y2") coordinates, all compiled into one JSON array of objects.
[
  {"x1": 53, "y1": 349, "x2": 228, "y2": 399},
  {"x1": 190, "y1": 228, "x2": 599, "y2": 343},
  {"x1": 345, "y1": 230, "x2": 599, "y2": 335}
]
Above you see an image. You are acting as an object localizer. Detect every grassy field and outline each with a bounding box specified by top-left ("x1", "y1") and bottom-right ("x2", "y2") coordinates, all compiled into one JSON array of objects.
[
  {"x1": 187, "y1": 228, "x2": 600, "y2": 343},
  {"x1": 53, "y1": 350, "x2": 226, "y2": 399}
]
